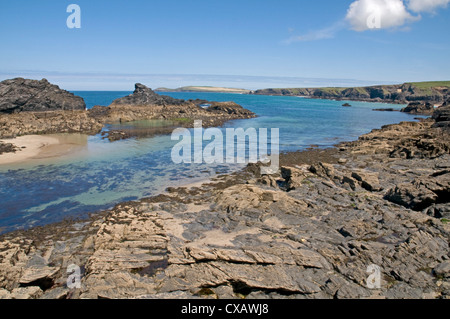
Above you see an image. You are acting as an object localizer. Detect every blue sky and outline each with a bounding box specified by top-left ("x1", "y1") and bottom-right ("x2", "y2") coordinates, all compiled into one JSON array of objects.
[{"x1": 0, "y1": 0, "x2": 449, "y2": 90}]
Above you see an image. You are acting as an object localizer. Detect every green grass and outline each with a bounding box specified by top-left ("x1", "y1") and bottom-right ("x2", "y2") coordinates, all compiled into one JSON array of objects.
[
  {"x1": 318, "y1": 87, "x2": 347, "y2": 95},
  {"x1": 406, "y1": 81, "x2": 450, "y2": 88}
]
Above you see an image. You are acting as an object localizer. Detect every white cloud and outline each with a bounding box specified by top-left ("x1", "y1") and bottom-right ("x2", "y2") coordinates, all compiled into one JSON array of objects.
[
  {"x1": 407, "y1": 0, "x2": 450, "y2": 12},
  {"x1": 283, "y1": 22, "x2": 344, "y2": 43},
  {"x1": 346, "y1": 0, "x2": 418, "y2": 31},
  {"x1": 286, "y1": 0, "x2": 449, "y2": 43}
]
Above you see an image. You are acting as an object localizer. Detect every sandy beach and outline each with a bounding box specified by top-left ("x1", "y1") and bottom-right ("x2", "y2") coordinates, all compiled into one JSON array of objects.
[{"x1": 0, "y1": 134, "x2": 87, "y2": 165}]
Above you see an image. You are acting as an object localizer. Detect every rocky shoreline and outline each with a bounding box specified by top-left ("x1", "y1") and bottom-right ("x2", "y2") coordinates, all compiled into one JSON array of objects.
[
  {"x1": 0, "y1": 104, "x2": 449, "y2": 299},
  {"x1": 0, "y1": 79, "x2": 256, "y2": 141}
]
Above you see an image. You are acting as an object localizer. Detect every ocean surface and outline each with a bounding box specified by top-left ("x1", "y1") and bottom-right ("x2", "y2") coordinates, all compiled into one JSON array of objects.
[{"x1": 0, "y1": 92, "x2": 420, "y2": 234}]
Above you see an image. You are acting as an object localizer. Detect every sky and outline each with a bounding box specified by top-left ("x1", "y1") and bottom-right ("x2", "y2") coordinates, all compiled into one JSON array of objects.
[{"x1": 0, "y1": 0, "x2": 449, "y2": 90}]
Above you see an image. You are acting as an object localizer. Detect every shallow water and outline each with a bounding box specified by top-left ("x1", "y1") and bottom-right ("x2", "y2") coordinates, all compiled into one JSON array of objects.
[{"x1": 0, "y1": 92, "x2": 419, "y2": 233}]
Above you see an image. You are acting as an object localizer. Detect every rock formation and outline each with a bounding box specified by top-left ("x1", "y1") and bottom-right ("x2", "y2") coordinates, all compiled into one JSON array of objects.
[
  {"x1": 111, "y1": 83, "x2": 185, "y2": 107},
  {"x1": 0, "y1": 110, "x2": 104, "y2": 138},
  {"x1": 0, "y1": 111, "x2": 448, "y2": 299},
  {"x1": 432, "y1": 102, "x2": 450, "y2": 129},
  {"x1": 0, "y1": 78, "x2": 86, "y2": 113},
  {"x1": 0, "y1": 142, "x2": 19, "y2": 155},
  {"x1": 401, "y1": 102, "x2": 435, "y2": 115},
  {"x1": 0, "y1": 80, "x2": 255, "y2": 139}
]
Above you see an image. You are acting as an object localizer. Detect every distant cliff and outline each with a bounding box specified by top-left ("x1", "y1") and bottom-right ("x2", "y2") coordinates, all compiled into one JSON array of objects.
[
  {"x1": 156, "y1": 86, "x2": 250, "y2": 94},
  {"x1": 250, "y1": 81, "x2": 450, "y2": 104}
]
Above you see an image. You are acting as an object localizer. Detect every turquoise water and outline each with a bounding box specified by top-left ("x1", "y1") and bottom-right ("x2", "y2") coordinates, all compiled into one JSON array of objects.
[{"x1": 0, "y1": 92, "x2": 417, "y2": 234}]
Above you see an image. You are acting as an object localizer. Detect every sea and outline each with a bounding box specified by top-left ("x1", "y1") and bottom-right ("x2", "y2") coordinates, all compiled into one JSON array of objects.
[{"x1": 0, "y1": 92, "x2": 421, "y2": 234}]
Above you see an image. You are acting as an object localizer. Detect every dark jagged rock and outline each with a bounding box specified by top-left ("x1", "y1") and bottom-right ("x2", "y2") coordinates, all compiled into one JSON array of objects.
[
  {"x1": 0, "y1": 142, "x2": 19, "y2": 155},
  {"x1": 206, "y1": 101, "x2": 255, "y2": 117},
  {"x1": 432, "y1": 104, "x2": 450, "y2": 129},
  {"x1": 342, "y1": 103, "x2": 351, "y2": 107},
  {"x1": 373, "y1": 108, "x2": 396, "y2": 112},
  {"x1": 0, "y1": 78, "x2": 85, "y2": 113},
  {"x1": 401, "y1": 102, "x2": 435, "y2": 115},
  {"x1": 111, "y1": 83, "x2": 185, "y2": 107}
]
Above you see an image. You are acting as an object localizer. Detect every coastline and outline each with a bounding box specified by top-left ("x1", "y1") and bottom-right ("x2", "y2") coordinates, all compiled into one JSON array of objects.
[{"x1": 0, "y1": 115, "x2": 448, "y2": 299}]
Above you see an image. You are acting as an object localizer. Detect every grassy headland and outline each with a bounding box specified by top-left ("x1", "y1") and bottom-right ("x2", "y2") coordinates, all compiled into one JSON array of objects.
[{"x1": 250, "y1": 81, "x2": 450, "y2": 104}]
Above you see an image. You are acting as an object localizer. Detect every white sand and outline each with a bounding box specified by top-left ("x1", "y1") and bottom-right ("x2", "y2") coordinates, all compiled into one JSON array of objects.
[
  {"x1": 0, "y1": 135, "x2": 60, "y2": 165},
  {"x1": 0, "y1": 134, "x2": 87, "y2": 165}
]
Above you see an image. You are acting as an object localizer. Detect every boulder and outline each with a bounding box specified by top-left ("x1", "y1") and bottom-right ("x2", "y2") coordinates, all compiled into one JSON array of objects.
[
  {"x1": 384, "y1": 184, "x2": 436, "y2": 211},
  {"x1": 19, "y1": 266, "x2": 59, "y2": 288},
  {"x1": 351, "y1": 170, "x2": 382, "y2": 192},
  {"x1": 433, "y1": 262, "x2": 450, "y2": 278},
  {"x1": 0, "y1": 78, "x2": 85, "y2": 113},
  {"x1": 384, "y1": 171, "x2": 449, "y2": 211},
  {"x1": 309, "y1": 162, "x2": 335, "y2": 179},
  {"x1": 281, "y1": 165, "x2": 310, "y2": 190},
  {"x1": 0, "y1": 141, "x2": 19, "y2": 155},
  {"x1": 400, "y1": 102, "x2": 434, "y2": 115}
]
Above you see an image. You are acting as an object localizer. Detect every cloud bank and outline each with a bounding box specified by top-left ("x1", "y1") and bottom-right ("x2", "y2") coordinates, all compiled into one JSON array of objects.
[
  {"x1": 407, "y1": 0, "x2": 450, "y2": 12},
  {"x1": 346, "y1": 0, "x2": 415, "y2": 31},
  {"x1": 346, "y1": 0, "x2": 450, "y2": 31}
]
